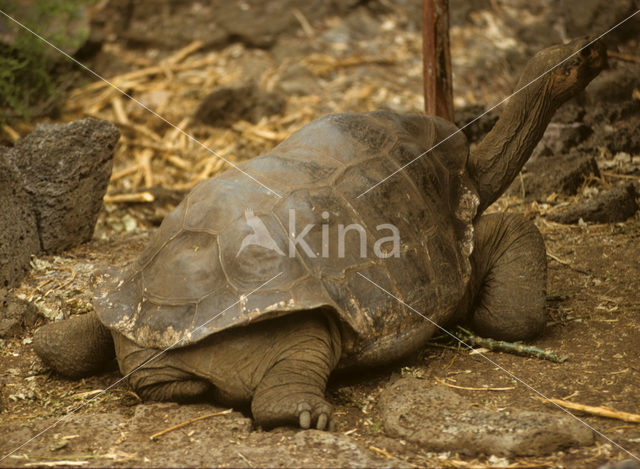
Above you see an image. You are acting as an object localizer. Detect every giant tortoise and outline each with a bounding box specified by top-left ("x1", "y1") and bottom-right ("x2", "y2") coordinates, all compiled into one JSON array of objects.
[{"x1": 34, "y1": 38, "x2": 606, "y2": 430}]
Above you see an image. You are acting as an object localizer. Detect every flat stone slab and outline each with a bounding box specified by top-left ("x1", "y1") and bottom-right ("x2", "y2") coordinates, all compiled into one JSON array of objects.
[
  {"x1": 379, "y1": 378, "x2": 594, "y2": 457},
  {"x1": 0, "y1": 403, "x2": 408, "y2": 467},
  {"x1": 547, "y1": 183, "x2": 639, "y2": 224},
  {"x1": 193, "y1": 82, "x2": 285, "y2": 127},
  {"x1": 507, "y1": 151, "x2": 600, "y2": 201}
]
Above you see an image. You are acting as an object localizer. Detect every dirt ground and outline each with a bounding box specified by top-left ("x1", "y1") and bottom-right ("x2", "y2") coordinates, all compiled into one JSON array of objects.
[{"x1": 1, "y1": 1, "x2": 640, "y2": 467}]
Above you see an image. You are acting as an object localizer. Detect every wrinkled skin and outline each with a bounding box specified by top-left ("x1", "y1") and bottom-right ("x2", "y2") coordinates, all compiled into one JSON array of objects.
[{"x1": 34, "y1": 38, "x2": 606, "y2": 430}]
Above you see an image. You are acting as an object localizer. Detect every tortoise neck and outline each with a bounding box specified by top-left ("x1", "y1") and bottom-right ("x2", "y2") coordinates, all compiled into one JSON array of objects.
[{"x1": 470, "y1": 81, "x2": 555, "y2": 214}]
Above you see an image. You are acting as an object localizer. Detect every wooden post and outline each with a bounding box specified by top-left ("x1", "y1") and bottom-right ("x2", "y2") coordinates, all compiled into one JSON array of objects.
[{"x1": 422, "y1": 0, "x2": 454, "y2": 122}]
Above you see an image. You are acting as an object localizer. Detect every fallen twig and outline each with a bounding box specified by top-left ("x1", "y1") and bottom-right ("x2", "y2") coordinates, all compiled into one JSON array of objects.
[
  {"x1": 601, "y1": 171, "x2": 640, "y2": 181},
  {"x1": 236, "y1": 451, "x2": 254, "y2": 467},
  {"x1": 369, "y1": 445, "x2": 393, "y2": 459},
  {"x1": 110, "y1": 164, "x2": 141, "y2": 182},
  {"x1": 305, "y1": 55, "x2": 396, "y2": 75},
  {"x1": 455, "y1": 327, "x2": 567, "y2": 363},
  {"x1": 149, "y1": 408, "x2": 233, "y2": 440},
  {"x1": 292, "y1": 8, "x2": 315, "y2": 39},
  {"x1": 73, "y1": 56, "x2": 219, "y2": 96},
  {"x1": 166, "y1": 40, "x2": 204, "y2": 65},
  {"x1": 607, "y1": 50, "x2": 640, "y2": 65},
  {"x1": 137, "y1": 149, "x2": 154, "y2": 188},
  {"x1": 2, "y1": 124, "x2": 20, "y2": 143},
  {"x1": 110, "y1": 96, "x2": 129, "y2": 125},
  {"x1": 104, "y1": 192, "x2": 155, "y2": 204},
  {"x1": 546, "y1": 251, "x2": 591, "y2": 276},
  {"x1": 541, "y1": 398, "x2": 640, "y2": 423},
  {"x1": 56, "y1": 266, "x2": 76, "y2": 290},
  {"x1": 435, "y1": 377, "x2": 515, "y2": 391},
  {"x1": 25, "y1": 461, "x2": 89, "y2": 467}
]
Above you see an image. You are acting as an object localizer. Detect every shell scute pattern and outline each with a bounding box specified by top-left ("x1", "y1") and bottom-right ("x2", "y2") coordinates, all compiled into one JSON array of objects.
[{"x1": 94, "y1": 112, "x2": 478, "y2": 357}]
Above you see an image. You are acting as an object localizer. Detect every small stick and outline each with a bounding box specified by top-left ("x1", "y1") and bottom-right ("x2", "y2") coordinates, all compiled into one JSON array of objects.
[
  {"x1": 110, "y1": 164, "x2": 141, "y2": 182},
  {"x1": 541, "y1": 398, "x2": 640, "y2": 423},
  {"x1": 164, "y1": 116, "x2": 192, "y2": 144},
  {"x1": 456, "y1": 327, "x2": 567, "y2": 363},
  {"x1": 165, "y1": 40, "x2": 204, "y2": 65},
  {"x1": 85, "y1": 86, "x2": 117, "y2": 114},
  {"x1": 435, "y1": 377, "x2": 515, "y2": 391},
  {"x1": 196, "y1": 157, "x2": 226, "y2": 181},
  {"x1": 306, "y1": 56, "x2": 396, "y2": 75},
  {"x1": 607, "y1": 50, "x2": 640, "y2": 65},
  {"x1": 546, "y1": 251, "x2": 591, "y2": 276},
  {"x1": 138, "y1": 149, "x2": 154, "y2": 188},
  {"x1": 150, "y1": 409, "x2": 233, "y2": 440},
  {"x1": 119, "y1": 121, "x2": 164, "y2": 142},
  {"x1": 601, "y1": 171, "x2": 640, "y2": 181},
  {"x1": 110, "y1": 97, "x2": 129, "y2": 125},
  {"x1": 104, "y1": 192, "x2": 155, "y2": 204},
  {"x1": 74, "y1": 56, "x2": 219, "y2": 95},
  {"x1": 2, "y1": 124, "x2": 20, "y2": 143},
  {"x1": 166, "y1": 154, "x2": 190, "y2": 170},
  {"x1": 25, "y1": 461, "x2": 89, "y2": 467},
  {"x1": 56, "y1": 266, "x2": 77, "y2": 290},
  {"x1": 292, "y1": 8, "x2": 315, "y2": 39},
  {"x1": 236, "y1": 452, "x2": 253, "y2": 468},
  {"x1": 121, "y1": 138, "x2": 181, "y2": 155},
  {"x1": 160, "y1": 62, "x2": 174, "y2": 81},
  {"x1": 369, "y1": 445, "x2": 393, "y2": 459}
]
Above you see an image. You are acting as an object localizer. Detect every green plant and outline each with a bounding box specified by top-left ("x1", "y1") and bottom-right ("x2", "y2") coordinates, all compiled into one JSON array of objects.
[{"x1": 0, "y1": 0, "x2": 96, "y2": 123}]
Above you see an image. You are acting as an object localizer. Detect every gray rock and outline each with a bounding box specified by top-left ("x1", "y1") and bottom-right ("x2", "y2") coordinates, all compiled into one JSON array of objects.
[
  {"x1": 508, "y1": 151, "x2": 600, "y2": 201},
  {"x1": 530, "y1": 123, "x2": 592, "y2": 161},
  {"x1": 559, "y1": 0, "x2": 639, "y2": 43},
  {"x1": 547, "y1": 183, "x2": 639, "y2": 224},
  {"x1": 379, "y1": 378, "x2": 594, "y2": 457},
  {"x1": 90, "y1": 0, "x2": 363, "y2": 51},
  {"x1": 455, "y1": 105, "x2": 499, "y2": 144},
  {"x1": 193, "y1": 83, "x2": 285, "y2": 127},
  {"x1": 0, "y1": 148, "x2": 40, "y2": 288},
  {"x1": 277, "y1": 63, "x2": 322, "y2": 97},
  {"x1": 0, "y1": 290, "x2": 38, "y2": 338},
  {"x1": 6, "y1": 118, "x2": 119, "y2": 253}
]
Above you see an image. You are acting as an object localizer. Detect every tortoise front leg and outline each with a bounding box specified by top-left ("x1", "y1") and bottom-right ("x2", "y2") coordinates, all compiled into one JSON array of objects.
[
  {"x1": 468, "y1": 213, "x2": 547, "y2": 341},
  {"x1": 251, "y1": 311, "x2": 341, "y2": 430},
  {"x1": 34, "y1": 311, "x2": 115, "y2": 378}
]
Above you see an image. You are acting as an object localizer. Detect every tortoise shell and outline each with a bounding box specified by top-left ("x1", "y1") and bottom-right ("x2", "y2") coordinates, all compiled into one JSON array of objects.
[{"x1": 93, "y1": 111, "x2": 479, "y2": 366}]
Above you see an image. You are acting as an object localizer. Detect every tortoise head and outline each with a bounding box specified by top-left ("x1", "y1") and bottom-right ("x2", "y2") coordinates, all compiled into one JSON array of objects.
[
  {"x1": 519, "y1": 37, "x2": 607, "y2": 106},
  {"x1": 470, "y1": 37, "x2": 607, "y2": 214}
]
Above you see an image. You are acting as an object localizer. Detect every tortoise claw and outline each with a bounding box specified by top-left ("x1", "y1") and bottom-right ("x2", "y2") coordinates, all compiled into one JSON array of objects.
[
  {"x1": 316, "y1": 413, "x2": 328, "y2": 430},
  {"x1": 299, "y1": 410, "x2": 311, "y2": 429},
  {"x1": 328, "y1": 419, "x2": 336, "y2": 432}
]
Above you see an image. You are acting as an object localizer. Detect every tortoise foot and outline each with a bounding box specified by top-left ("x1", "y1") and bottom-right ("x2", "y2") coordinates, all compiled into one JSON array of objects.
[
  {"x1": 470, "y1": 213, "x2": 547, "y2": 341},
  {"x1": 252, "y1": 392, "x2": 333, "y2": 430},
  {"x1": 33, "y1": 312, "x2": 115, "y2": 378},
  {"x1": 249, "y1": 312, "x2": 341, "y2": 431}
]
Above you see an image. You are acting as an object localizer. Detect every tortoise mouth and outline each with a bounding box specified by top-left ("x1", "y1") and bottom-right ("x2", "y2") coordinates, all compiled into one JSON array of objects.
[
  {"x1": 548, "y1": 37, "x2": 607, "y2": 104},
  {"x1": 578, "y1": 37, "x2": 608, "y2": 73}
]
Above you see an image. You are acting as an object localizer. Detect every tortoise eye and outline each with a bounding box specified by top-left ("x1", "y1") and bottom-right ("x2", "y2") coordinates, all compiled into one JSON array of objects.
[{"x1": 578, "y1": 46, "x2": 590, "y2": 58}]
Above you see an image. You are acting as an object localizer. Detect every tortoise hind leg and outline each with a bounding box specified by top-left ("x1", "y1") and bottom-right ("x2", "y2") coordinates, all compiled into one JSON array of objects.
[
  {"x1": 112, "y1": 333, "x2": 213, "y2": 402},
  {"x1": 251, "y1": 311, "x2": 341, "y2": 430},
  {"x1": 469, "y1": 213, "x2": 547, "y2": 341},
  {"x1": 33, "y1": 311, "x2": 115, "y2": 378},
  {"x1": 130, "y1": 372, "x2": 212, "y2": 402}
]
